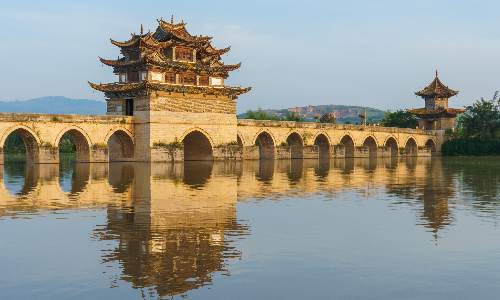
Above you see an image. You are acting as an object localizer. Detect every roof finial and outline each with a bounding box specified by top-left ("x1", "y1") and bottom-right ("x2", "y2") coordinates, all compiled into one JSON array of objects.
[
  {"x1": 171, "y1": 15, "x2": 174, "y2": 24},
  {"x1": 161, "y1": 17, "x2": 163, "y2": 21},
  {"x1": 141, "y1": 24, "x2": 143, "y2": 35},
  {"x1": 436, "y1": 70, "x2": 438, "y2": 77}
]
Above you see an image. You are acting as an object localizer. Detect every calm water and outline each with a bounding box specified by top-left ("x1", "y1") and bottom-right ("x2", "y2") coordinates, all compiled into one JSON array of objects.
[{"x1": 1, "y1": 155, "x2": 500, "y2": 299}]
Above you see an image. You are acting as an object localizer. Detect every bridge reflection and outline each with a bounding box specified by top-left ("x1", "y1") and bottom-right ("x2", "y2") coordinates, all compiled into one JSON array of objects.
[{"x1": 1, "y1": 157, "x2": 497, "y2": 296}]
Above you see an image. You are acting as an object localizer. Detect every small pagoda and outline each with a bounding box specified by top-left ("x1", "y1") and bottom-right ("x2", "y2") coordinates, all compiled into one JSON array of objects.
[
  {"x1": 88, "y1": 17, "x2": 251, "y2": 116},
  {"x1": 407, "y1": 71, "x2": 466, "y2": 130}
]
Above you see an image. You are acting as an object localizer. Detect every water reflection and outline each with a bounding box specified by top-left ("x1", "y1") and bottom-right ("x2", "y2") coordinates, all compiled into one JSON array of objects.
[{"x1": 2, "y1": 156, "x2": 500, "y2": 297}]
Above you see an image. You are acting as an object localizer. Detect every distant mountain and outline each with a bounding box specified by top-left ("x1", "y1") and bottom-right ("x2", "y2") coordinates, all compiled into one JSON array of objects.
[
  {"x1": 0, "y1": 96, "x2": 107, "y2": 115},
  {"x1": 238, "y1": 104, "x2": 387, "y2": 123}
]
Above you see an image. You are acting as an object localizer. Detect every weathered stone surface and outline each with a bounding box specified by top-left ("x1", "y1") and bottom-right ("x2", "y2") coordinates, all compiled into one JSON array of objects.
[
  {"x1": 0, "y1": 108, "x2": 440, "y2": 163},
  {"x1": 151, "y1": 146, "x2": 184, "y2": 162},
  {"x1": 303, "y1": 145, "x2": 319, "y2": 159},
  {"x1": 213, "y1": 145, "x2": 242, "y2": 160}
]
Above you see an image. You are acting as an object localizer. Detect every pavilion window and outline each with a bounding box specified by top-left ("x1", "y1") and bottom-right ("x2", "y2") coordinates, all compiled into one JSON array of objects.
[
  {"x1": 179, "y1": 74, "x2": 196, "y2": 85},
  {"x1": 128, "y1": 72, "x2": 139, "y2": 83},
  {"x1": 199, "y1": 76, "x2": 209, "y2": 86},
  {"x1": 165, "y1": 73, "x2": 176, "y2": 84},
  {"x1": 128, "y1": 52, "x2": 139, "y2": 61},
  {"x1": 175, "y1": 49, "x2": 193, "y2": 61}
]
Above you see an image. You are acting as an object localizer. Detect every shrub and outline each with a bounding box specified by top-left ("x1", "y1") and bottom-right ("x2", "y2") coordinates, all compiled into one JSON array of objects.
[
  {"x1": 153, "y1": 141, "x2": 168, "y2": 147},
  {"x1": 442, "y1": 138, "x2": 500, "y2": 156},
  {"x1": 167, "y1": 137, "x2": 184, "y2": 147},
  {"x1": 93, "y1": 143, "x2": 108, "y2": 148},
  {"x1": 227, "y1": 141, "x2": 240, "y2": 146}
]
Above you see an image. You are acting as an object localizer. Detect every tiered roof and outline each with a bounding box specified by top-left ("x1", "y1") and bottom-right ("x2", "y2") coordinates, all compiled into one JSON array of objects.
[
  {"x1": 406, "y1": 108, "x2": 466, "y2": 116},
  {"x1": 89, "y1": 17, "x2": 250, "y2": 99},
  {"x1": 89, "y1": 81, "x2": 251, "y2": 99},
  {"x1": 415, "y1": 71, "x2": 459, "y2": 99},
  {"x1": 409, "y1": 71, "x2": 465, "y2": 118}
]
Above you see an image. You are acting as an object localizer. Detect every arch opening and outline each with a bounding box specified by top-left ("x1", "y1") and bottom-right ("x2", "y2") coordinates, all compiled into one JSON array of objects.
[
  {"x1": 3, "y1": 129, "x2": 39, "y2": 162},
  {"x1": 59, "y1": 163, "x2": 90, "y2": 195},
  {"x1": 3, "y1": 162, "x2": 39, "y2": 196},
  {"x1": 405, "y1": 138, "x2": 417, "y2": 156},
  {"x1": 385, "y1": 137, "x2": 399, "y2": 156},
  {"x1": 340, "y1": 135, "x2": 355, "y2": 158},
  {"x1": 363, "y1": 136, "x2": 377, "y2": 157},
  {"x1": 182, "y1": 130, "x2": 213, "y2": 161},
  {"x1": 287, "y1": 132, "x2": 303, "y2": 159},
  {"x1": 314, "y1": 134, "x2": 330, "y2": 158},
  {"x1": 256, "y1": 132, "x2": 275, "y2": 160},
  {"x1": 58, "y1": 129, "x2": 90, "y2": 162},
  {"x1": 425, "y1": 139, "x2": 436, "y2": 152},
  {"x1": 108, "y1": 130, "x2": 135, "y2": 161}
]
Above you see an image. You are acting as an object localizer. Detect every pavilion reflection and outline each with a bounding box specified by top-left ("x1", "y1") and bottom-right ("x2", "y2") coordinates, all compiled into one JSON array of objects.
[{"x1": 94, "y1": 162, "x2": 249, "y2": 298}]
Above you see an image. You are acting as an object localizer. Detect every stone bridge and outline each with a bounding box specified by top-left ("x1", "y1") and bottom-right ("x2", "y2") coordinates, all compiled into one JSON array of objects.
[
  {"x1": 0, "y1": 112, "x2": 442, "y2": 163},
  {"x1": 0, "y1": 113, "x2": 134, "y2": 164},
  {"x1": 234, "y1": 119, "x2": 440, "y2": 160}
]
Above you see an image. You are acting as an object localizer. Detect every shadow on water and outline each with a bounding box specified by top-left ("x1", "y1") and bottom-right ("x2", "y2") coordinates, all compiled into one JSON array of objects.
[
  {"x1": 256, "y1": 159, "x2": 274, "y2": 183},
  {"x1": 183, "y1": 161, "x2": 214, "y2": 189},
  {"x1": 314, "y1": 158, "x2": 330, "y2": 180},
  {"x1": 3, "y1": 155, "x2": 39, "y2": 196},
  {"x1": 109, "y1": 163, "x2": 135, "y2": 193}
]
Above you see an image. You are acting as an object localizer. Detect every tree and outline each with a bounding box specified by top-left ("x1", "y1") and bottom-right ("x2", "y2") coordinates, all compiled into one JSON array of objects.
[
  {"x1": 319, "y1": 113, "x2": 336, "y2": 124},
  {"x1": 246, "y1": 108, "x2": 305, "y2": 122},
  {"x1": 283, "y1": 111, "x2": 305, "y2": 122},
  {"x1": 380, "y1": 110, "x2": 419, "y2": 128},
  {"x1": 245, "y1": 107, "x2": 281, "y2": 121},
  {"x1": 459, "y1": 92, "x2": 500, "y2": 142}
]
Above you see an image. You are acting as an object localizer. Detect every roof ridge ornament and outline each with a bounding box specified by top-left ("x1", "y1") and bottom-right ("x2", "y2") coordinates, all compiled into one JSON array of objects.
[
  {"x1": 171, "y1": 15, "x2": 174, "y2": 24},
  {"x1": 141, "y1": 24, "x2": 143, "y2": 35}
]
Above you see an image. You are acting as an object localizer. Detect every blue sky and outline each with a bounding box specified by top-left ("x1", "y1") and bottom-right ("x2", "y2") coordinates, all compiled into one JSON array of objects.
[{"x1": 1, "y1": 0, "x2": 499, "y2": 113}]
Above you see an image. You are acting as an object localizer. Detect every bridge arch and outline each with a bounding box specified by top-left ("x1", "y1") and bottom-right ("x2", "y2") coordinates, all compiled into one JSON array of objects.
[
  {"x1": 362, "y1": 135, "x2": 378, "y2": 157},
  {"x1": 55, "y1": 126, "x2": 92, "y2": 162},
  {"x1": 404, "y1": 136, "x2": 418, "y2": 156},
  {"x1": 106, "y1": 128, "x2": 135, "y2": 161},
  {"x1": 313, "y1": 132, "x2": 331, "y2": 158},
  {"x1": 237, "y1": 133, "x2": 244, "y2": 146},
  {"x1": 254, "y1": 129, "x2": 276, "y2": 159},
  {"x1": 384, "y1": 136, "x2": 399, "y2": 156},
  {"x1": 1, "y1": 125, "x2": 41, "y2": 162},
  {"x1": 181, "y1": 128, "x2": 214, "y2": 161},
  {"x1": 285, "y1": 131, "x2": 303, "y2": 159},
  {"x1": 339, "y1": 133, "x2": 355, "y2": 158},
  {"x1": 425, "y1": 138, "x2": 437, "y2": 152}
]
